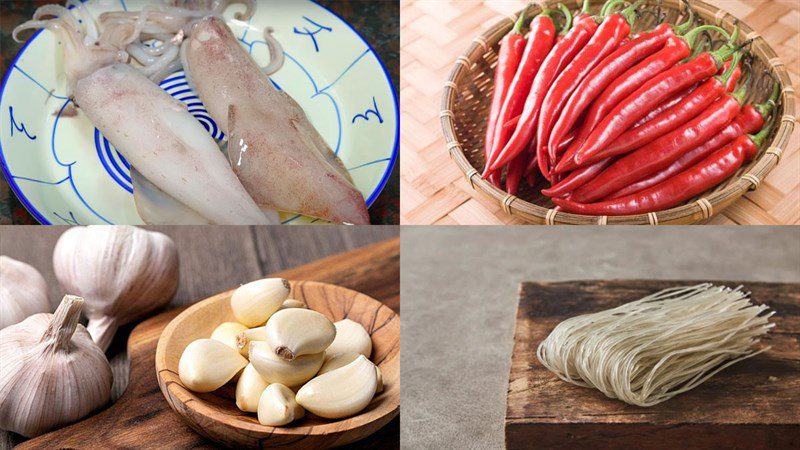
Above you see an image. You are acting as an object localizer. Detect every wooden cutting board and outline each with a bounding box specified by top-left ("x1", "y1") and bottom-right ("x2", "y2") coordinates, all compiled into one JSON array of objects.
[
  {"x1": 506, "y1": 280, "x2": 800, "y2": 449},
  {"x1": 21, "y1": 238, "x2": 400, "y2": 449}
]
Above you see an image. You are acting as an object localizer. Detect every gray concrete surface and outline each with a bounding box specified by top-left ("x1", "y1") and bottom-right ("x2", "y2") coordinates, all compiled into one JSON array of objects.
[{"x1": 400, "y1": 227, "x2": 800, "y2": 450}]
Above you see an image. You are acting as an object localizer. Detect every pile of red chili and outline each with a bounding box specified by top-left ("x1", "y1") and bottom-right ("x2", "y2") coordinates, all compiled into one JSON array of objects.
[{"x1": 482, "y1": 0, "x2": 778, "y2": 216}]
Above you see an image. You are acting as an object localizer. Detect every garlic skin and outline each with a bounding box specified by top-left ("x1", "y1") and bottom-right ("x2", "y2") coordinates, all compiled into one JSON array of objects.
[
  {"x1": 235, "y1": 363, "x2": 268, "y2": 413},
  {"x1": 324, "y1": 319, "x2": 372, "y2": 360},
  {"x1": 280, "y1": 299, "x2": 306, "y2": 310},
  {"x1": 52, "y1": 226, "x2": 179, "y2": 351},
  {"x1": 257, "y1": 383, "x2": 304, "y2": 427},
  {"x1": 265, "y1": 308, "x2": 336, "y2": 361},
  {"x1": 0, "y1": 256, "x2": 50, "y2": 330},
  {"x1": 179, "y1": 339, "x2": 248, "y2": 393},
  {"x1": 0, "y1": 295, "x2": 112, "y2": 437},
  {"x1": 211, "y1": 322, "x2": 248, "y2": 350},
  {"x1": 230, "y1": 278, "x2": 290, "y2": 327},
  {"x1": 249, "y1": 341, "x2": 324, "y2": 387},
  {"x1": 295, "y1": 355, "x2": 377, "y2": 419},
  {"x1": 235, "y1": 326, "x2": 268, "y2": 358}
]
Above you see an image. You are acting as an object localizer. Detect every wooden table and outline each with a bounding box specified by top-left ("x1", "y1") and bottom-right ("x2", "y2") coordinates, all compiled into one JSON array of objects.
[
  {"x1": 400, "y1": 0, "x2": 800, "y2": 224},
  {"x1": 0, "y1": 225, "x2": 399, "y2": 449}
]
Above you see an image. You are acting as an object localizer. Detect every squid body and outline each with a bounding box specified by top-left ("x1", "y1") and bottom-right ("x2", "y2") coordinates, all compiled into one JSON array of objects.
[{"x1": 181, "y1": 17, "x2": 370, "y2": 224}]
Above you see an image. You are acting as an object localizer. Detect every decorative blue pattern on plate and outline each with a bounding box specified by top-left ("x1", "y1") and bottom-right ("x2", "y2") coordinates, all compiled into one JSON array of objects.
[{"x1": 0, "y1": 0, "x2": 398, "y2": 224}]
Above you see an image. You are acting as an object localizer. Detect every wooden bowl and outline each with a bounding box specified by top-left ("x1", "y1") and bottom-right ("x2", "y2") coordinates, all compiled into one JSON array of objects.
[
  {"x1": 155, "y1": 280, "x2": 400, "y2": 448},
  {"x1": 440, "y1": 0, "x2": 796, "y2": 224}
]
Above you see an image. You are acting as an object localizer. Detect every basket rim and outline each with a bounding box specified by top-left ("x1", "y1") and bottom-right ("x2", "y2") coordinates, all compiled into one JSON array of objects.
[{"x1": 439, "y1": 0, "x2": 796, "y2": 225}]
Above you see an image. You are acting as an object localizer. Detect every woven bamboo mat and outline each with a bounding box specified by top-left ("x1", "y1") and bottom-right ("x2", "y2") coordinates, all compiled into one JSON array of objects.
[{"x1": 400, "y1": 0, "x2": 800, "y2": 225}]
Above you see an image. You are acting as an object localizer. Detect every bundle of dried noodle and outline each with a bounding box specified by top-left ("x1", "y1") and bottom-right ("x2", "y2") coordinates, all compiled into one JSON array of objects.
[{"x1": 536, "y1": 284, "x2": 774, "y2": 407}]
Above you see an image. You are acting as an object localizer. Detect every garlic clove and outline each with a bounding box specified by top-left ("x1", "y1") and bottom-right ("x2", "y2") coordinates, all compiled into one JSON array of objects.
[
  {"x1": 178, "y1": 339, "x2": 248, "y2": 393},
  {"x1": 0, "y1": 256, "x2": 50, "y2": 330},
  {"x1": 230, "y1": 278, "x2": 290, "y2": 327},
  {"x1": 249, "y1": 341, "x2": 324, "y2": 387},
  {"x1": 0, "y1": 295, "x2": 112, "y2": 437},
  {"x1": 235, "y1": 363, "x2": 268, "y2": 412},
  {"x1": 318, "y1": 351, "x2": 361, "y2": 375},
  {"x1": 211, "y1": 322, "x2": 249, "y2": 350},
  {"x1": 295, "y1": 355, "x2": 377, "y2": 419},
  {"x1": 324, "y1": 319, "x2": 372, "y2": 360},
  {"x1": 235, "y1": 326, "x2": 268, "y2": 358},
  {"x1": 52, "y1": 226, "x2": 179, "y2": 351},
  {"x1": 265, "y1": 308, "x2": 336, "y2": 361},
  {"x1": 257, "y1": 383, "x2": 304, "y2": 426},
  {"x1": 280, "y1": 299, "x2": 306, "y2": 310}
]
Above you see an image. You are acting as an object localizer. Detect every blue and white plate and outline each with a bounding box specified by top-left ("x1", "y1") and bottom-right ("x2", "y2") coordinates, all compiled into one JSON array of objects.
[{"x1": 0, "y1": 0, "x2": 398, "y2": 224}]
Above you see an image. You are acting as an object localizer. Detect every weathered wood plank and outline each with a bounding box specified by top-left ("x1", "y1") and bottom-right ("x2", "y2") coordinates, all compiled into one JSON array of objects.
[{"x1": 506, "y1": 280, "x2": 800, "y2": 449}]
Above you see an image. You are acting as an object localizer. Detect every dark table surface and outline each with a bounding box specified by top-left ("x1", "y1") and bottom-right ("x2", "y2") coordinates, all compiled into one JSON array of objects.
[
  {"x1": 0, "y1": 225, "x2": 400, "y2": 449},
  {"x1": 0, "y1": 0, "x2": 399, "y2": 224}
]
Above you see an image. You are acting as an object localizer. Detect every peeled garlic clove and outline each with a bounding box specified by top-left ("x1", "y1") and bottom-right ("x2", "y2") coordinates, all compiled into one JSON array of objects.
[
  {"x1": 0, "y1": 295, "x2": 112, "y2": 437},
  {"x1": 211, "y1": 322, "x2": 248, "y2": 350},
  {"x1": 231, "y1": 278, "x2": 290, "y2": 327},
  {"x1": 0, "y1": 256, "x2": 50, "y2": 330},
  {"x1": 257, "y1": 383, "x2": 304, "y2": 426},
  {"x1": 295, "y1": 355, "x2": 377, "y2": 419},
  {"x1": 280, "y1": 299, "x2": 306, "y2": 310},
  {"x1": 318, "y1": 351, "x2": 361, "y2": 375},
  {"x1": 249, "y1": 341, "x2": 323, "y2": 387},
  {"x1": 324, "y1": 319, "x2": 372, "y2": 360},
  {"x1": 266, "y1": 308, "x2": 335, "y2": 361},
  {"x1": 52, "y1": 226, "x2": 179, "y2": 351},
  {"x1": 235, "y1": 326, "x2": 268, "y2": 358},
  {"x1": 179, "y1": 339, "x2": 248, "y2": 393},
  {"x1": 235, "y1": 363, "x2": 268, "y2": 412}
]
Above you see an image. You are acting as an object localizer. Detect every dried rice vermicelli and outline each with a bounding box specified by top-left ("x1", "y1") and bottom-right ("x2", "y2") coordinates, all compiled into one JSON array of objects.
[{"x1": 536, "y1": 283, "x2": 774, "y2": 407}]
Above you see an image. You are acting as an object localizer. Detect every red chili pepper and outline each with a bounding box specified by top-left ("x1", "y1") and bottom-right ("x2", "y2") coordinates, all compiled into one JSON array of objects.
[
  {"x1": 540, "y1": 157, "x2": 614, "y2": 198},
  {"x1": 535, "y1": 0, "x2": 643, "y2": 179},
  {"x1": 506, "y1": 150, "x2": 530, "y2": 195},
  {"x1": 566, "y1": 35, "x2": 738, "y2": 169},
  {"x1": 486, "y1": 7, "x2": 559, "y2": 173},
  {"x1": 545, "y1": 15, "x2": 694, "y2": 172},
  {"x1": 552, "y1": 118, "x2": 775, "y2": 215},
  {"x1": 570, "y1": 90, "x2": 744, "y2": 203},
  {"x1": 485, "y1": 2, "x2": 595, "y2": 176},
  {"x1": 578, "y1": 52, "x2": 743, "y2": 165},
  {"x1": 607, "y1": 83, "x2": 777, "y2": 199}
]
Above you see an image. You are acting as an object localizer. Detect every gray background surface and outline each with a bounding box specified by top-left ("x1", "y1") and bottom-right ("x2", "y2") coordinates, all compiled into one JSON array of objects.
[{"x1": 400, "y1": 226, "x2": 800, "y2": 450}]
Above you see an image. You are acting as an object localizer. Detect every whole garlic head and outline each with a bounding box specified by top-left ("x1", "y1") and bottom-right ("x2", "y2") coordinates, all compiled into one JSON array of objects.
[
  {"x1": 0, "y1": 295, "x2": 112, "y2": 437},
  {"x1": 0, "y1": 256, "x2": 50, "y2": 330},
  {"x1": 53, "y1": 226, "x2": 179, "y2": 351}
]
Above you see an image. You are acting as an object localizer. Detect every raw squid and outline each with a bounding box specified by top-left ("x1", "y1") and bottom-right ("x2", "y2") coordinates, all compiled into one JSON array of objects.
[
  {"x1": 131, "y1": 168, "x2": 211, "y2": 224},
  {"x1": 75, "y1": 63, "x2": 277, "y2": 224},
  {"x1": 181, "y1": 17, "x2": 370, "y2": 224}
]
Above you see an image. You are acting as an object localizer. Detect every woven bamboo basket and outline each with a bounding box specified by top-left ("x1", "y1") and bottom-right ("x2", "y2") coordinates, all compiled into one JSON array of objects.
[{"x1": 440, "y1": 0, "x2": 796, "y2": 225}]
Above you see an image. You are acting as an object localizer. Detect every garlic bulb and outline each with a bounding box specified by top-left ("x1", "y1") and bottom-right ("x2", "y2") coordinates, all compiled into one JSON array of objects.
[
  {"x1": 249, "y1": 341, "x2": 323, "y2": 387},
  {"x1": 325, "y1": 319, "x2": 372, "y2": 360},
  {"x1": 265, "y1": 308, "x2": 336, "y2": 361},
  {"x1": 235, "y1": 363, "x2": 268, "y2": 412},
  {"x1": 235, "y1": 326, "x2": 268, "y2": 358},
  {"x1": 295, "y1": 355, "x2": 377, "y2": 419},
  {"x1": 52, "y1": 226, "x2": 179, "y2": 351},
  {"x1": 0, "y1": 256, "x2": 50, "y2": 330},
  {"x1": 280, "y1": 299, "x2": 306, "y2": 310},
  {"x1": 179, "y1": 339, "x2": 248, "y2": 393},
  {"x1": 319, "y1": 352, "x2": 384, "y2": 394},
  {"x1": 0, "y1": 295, "x2": 112, "y2": 437},
  {"x1": 230, "y1": 278, "x2": 290, "y2": 327},
  {"x1": 257, "y1": 383, "x2": 304, "y2": 426},
  {"x1": 211, "y1": 322, "x2": 248, "y2": 350}
]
